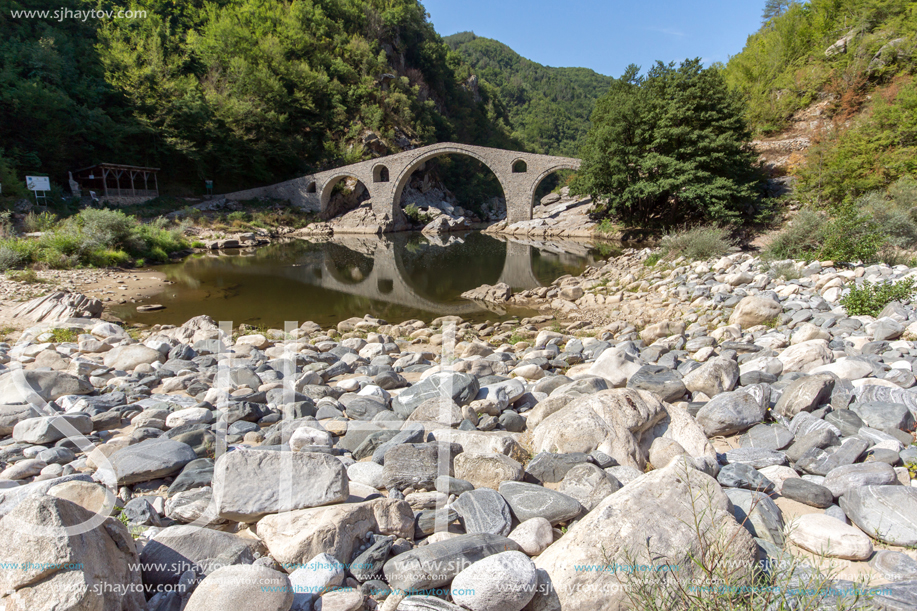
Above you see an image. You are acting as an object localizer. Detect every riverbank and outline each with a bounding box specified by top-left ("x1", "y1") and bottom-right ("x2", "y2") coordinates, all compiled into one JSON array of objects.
[{"x1": 0, "y1": 246, "x2": 915, "y2": 609}]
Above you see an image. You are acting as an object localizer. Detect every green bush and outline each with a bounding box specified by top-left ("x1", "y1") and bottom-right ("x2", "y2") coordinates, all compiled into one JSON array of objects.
[
  {"x1": 765, "y1": 207, "x2": 888, "y2": 263},
  {"x1": 227, "y1": 211, "x2": 249, "y2": 223},
  {"x1": 840, "y1": 278, "x2": 917, "y2": 316},
  {"x1": 22, "y1": 211, "x2": 57, "y2": 233},
  {"x1": 644, "y1": 252, "x2": 662, "y2": 267},
  {"x1": 659, "y1": 226, "x2": 735, "y2": 261},
  {"x1": 403, "y1": 204, "x2": 432, "y2": 224}
]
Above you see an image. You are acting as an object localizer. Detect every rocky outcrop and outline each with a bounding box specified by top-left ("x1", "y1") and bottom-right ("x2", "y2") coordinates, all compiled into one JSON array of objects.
[{"x1": 11, "y1": 291, "x2": 102, "y2": 322}]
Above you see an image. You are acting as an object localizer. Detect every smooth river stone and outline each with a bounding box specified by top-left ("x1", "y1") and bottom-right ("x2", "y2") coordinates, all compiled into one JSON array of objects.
[
  {"x1": 498, "y1": 481, "x2": 582, "y2": 525},
  {"x1": 724, "y1": 447, "x2": 788, "y2": 469},
  {"x1": 382, "y1": 533, "x2": 521, "y2": 592},
  {"x1": 840, "y1": 486, "x2": 917, "y2": 546},
  {"x1": 452, "y1": 488, "x2": 512, "y2": 536},
  {"x1": 97, "y1": 436, "x2": 197, "y2": 487},
  {"x1": 391, "y1": 372, "x2": 480, "y2": 418},
  {"x1": 788, "y1": 513, "x2": 873, "y2": 560},
  {"x1": 823, "y1": 462, "x2": 897, "y2": 499},
  {"x1": 739, "y1": 423, "x2": 794, "y2": 451},
  {"x1": 725, "y1": 488, "x2": 784, "y2": 547}
]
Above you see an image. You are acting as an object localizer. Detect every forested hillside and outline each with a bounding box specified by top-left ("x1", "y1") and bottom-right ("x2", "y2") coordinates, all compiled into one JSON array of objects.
[
  {"x1": 0, "y1": 0, "x2": 518, "y2": 193},
  {"x1": 725, "y1": 0, "x2": 916, "y2": 204},
  {"x1": 444, "y1": 32, "x2": 614, "y2": 156}
]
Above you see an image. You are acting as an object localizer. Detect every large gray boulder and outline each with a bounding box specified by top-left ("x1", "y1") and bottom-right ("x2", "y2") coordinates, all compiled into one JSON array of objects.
[
  {"x1": 0, "y1": 495, "x2": 145, "y2": 610},
  {"x1": 140, "y1": 524, "x2": 261, "y2": 591},
  {"x1": 97, "y1": 437, "x2": 197, "y2": 487},
  {"x1": 212, "y1": 449, "x2": 348, "y2": 522},
  {"x1": 534, "y1": 458, "x2": 757, "y2": 611},
  {"x1": 841, "y1": 486, "x2": 917, "y2": 546},
  {"x1": 696, "y1": 390, "x2": 766, "y2": 437},
  {"x1": 391, "y1": 372, "x2": 479, "y2": 418},
  {"x1": 0, "y1": 370, "x2": 92, "y2": 403},
  {"x1": 12, "y1": 414, "x2": 92, "y2": 445}
]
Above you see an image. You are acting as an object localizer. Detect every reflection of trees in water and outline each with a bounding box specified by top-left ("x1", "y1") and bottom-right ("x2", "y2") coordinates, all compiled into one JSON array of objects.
[
  {"x1": 395, "y1": 233, "x2": 505, "y2": 301},
  {"x1": 324, "y1": 242, "x2": 375, "y2": 285}
]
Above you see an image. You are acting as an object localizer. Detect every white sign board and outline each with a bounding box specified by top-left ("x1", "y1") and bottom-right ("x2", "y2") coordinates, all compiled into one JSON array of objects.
[{"x1": 26, "y1": 176, "x2": 50, "y2": 192}]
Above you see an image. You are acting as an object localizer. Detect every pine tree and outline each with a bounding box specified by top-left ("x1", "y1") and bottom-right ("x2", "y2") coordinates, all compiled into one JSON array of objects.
[
  {"x1": 574, "y1": 59, "x2": 761, "y2": 228},
  {"x1": 761, "y1": 0, "x2": 795, "y2": 25}
]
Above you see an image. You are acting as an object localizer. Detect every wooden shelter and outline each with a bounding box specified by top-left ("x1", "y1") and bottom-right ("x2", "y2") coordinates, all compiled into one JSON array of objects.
[{"x1": 70, "y1": 163, "x2": 160, "y2": 198}]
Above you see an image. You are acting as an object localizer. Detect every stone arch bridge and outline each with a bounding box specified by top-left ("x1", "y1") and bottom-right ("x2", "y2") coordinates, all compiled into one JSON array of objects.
[{"x1": 222, "y1": 143, "x2": 580, "y2": 227}]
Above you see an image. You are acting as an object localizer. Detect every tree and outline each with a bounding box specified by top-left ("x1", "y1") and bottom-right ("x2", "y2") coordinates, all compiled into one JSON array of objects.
[
  {"x1": 574, "y1": 59, "x2": 762, "y2": 228},
  {"x1": 761, "y1": 0, "x2": 796, "y2": 25}
]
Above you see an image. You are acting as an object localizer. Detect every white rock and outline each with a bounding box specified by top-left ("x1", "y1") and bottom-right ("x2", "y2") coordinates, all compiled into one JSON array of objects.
[
  {"x1": 788, "y1": 514, "x2": 873, "y2": 560},
  {"x1": 451, "y1": 551, "x2": 537, "y2": 611},
  {"x1": 508, "y1": 517, "x2": 554, "y2": 556},
  {"x1": 165, "y1": 407, "x2": 213, "y2": 428},
  {"x1": 290, "y1": 426, "x2": 334, "y2": 450},
  {"x1": 778, "y1": 340, "x2": 834, "y2": 374}
]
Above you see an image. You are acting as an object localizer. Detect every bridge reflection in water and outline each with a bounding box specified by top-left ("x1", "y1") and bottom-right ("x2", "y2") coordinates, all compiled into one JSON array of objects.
[{"x1": 124, "y1": 233, "x2": 604, "y2": 327}]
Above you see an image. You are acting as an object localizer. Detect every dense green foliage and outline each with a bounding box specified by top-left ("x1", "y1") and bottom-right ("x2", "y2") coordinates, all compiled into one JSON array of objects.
[
  {"x1": 797, "y1": 76, "x2": 917, "y2": 202},
  {"x1": 573, "y1": 60, "x2": 762, "y2": 227},
  {"x1": 840, "y1": 277, "x2": 917, "y2": 315},
  {"x1": 726, "y1": 0, "x2": 917, "y2": 137},
  {"x1": 1, "y1": 0, "x2": 517, "y2": 193},
  {"x1": 0, "y1": 208, "x2": 187, "y2": 270},
  {"x1": 444, "y1": 32, "x2": 613, "y2": 156},
  {"x1": 766, "y1": 177, "x2": 917, "y2": 263}
]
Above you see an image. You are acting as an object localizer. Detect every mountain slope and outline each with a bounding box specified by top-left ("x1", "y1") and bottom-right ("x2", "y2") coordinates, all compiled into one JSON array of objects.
[
  {"x1": 0, "y1": 0, "x2": 519, "y2": 193},
  {"x1": 445, "y1": 32, "x2": 614, "y2": 156}
]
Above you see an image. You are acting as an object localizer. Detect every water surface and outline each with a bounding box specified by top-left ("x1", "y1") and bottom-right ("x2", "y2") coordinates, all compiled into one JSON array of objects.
[{"x1": 117, "y1": 232, "x2": 614, "y2": 328}]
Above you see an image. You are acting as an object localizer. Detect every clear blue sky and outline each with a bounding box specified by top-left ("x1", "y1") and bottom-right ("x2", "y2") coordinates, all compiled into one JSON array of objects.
[{"x1": 421, "y1": 0, "x2": 764, "y2": 77}]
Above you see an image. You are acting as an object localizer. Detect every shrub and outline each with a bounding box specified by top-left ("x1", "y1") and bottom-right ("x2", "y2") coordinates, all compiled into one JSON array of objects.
[
  {"x1": 840, "y1": 278, "x2": 917, "y2": 317},
  {"x1": 818, "y1": 206, "x2": 886, "y2": 264},
  {"x1": 88, "y1": 248, "x2": 131, "y2": 268},
  {"x1": 6, "y1": 269, "x2": 43, "y2": 283},
  {"x1": 191, "y1": 241, "x2": 206, "y2": 249},
  {"x1": 22, "y1": 211, "x2": 58, "y2": 233},
  {"x1": 644, "y1": 252, "x2": 662, "y2": 267},
  {"x1": 227, "y1": 211, "x2": 249, "y2": 223},
  {"x1": 49, "y1": 328, "x2": 79, "y2": 343},
  {"x1": 403, "y1": 204, "x2": 432, "y2": 224},
  {"x1": 659, "y1": 226, "x2": 735, "y2": 261},
  {"x1": 0, "y1": 245, "x2": 22, "y2": 271},
  {"x1": 765, "y1": 207, "x2": 888, "y2": 264}
]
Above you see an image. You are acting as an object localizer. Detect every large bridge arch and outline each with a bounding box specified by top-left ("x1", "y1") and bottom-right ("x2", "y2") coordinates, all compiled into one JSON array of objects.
[{"x1": 390, "y1": 144, "x2": 509, "y2": 217}]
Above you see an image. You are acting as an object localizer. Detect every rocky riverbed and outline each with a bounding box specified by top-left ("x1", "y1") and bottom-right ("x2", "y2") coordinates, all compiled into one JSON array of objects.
[{"x1": 1, "y1": 249, "x2": 917, "y2": 610}]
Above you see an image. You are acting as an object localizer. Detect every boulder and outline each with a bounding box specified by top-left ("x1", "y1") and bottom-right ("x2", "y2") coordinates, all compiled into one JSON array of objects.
[
  {"x1": 140, "y1": 524, "x2": 260, "y2": 591},
  {"x1": 391, "y1": 372, "x2": 479, "y2": 418},
  {"x1": 534, "y1": 458, "x2": 757, "y2": 610},
  {"x1": 841, "y1": 486, "x2": 917, "y2": 546},
  {"x1": 729, "y1": 296, "x2": 782, "y2": 327},
  {"x1": 452, "y1": 488, "x2": 512, "y2": 536},
  {"x1": 451, "y1": 551, "x2": 537, "y2": 611},
  {"x1": 382, "y1": 533, "x2": 521, "y2": 592},
  {"x1": 498, "y1": 481, "x2": 583, "y2": 524},
  {"x1": 212, "y1": 449, "x2": 348, "y2": 522},
  {"x1": 788, "y1": 514, "x2": 873, "y2": 560},
  {"x1": 12, "y1": 414, "x2": 92, "y2": 445},
  {"x1": 682, "y1": 357, "x2": 739, "y2": 397},
  {"x1": 0, "y1": 495, "x2": 144, "y2": 610},
  {"x1": 103, "y1": 344, "x2": 165, "y2": 370},
  {"x1": 696, "y1": 391, "x2": 766, "y2": 437},
  {"x1": 184, "y1": 565, "x2": 292, "y2": 611},
  {"x1": 0, "y1": 370, "x2": 92, "y2": 403},
  {"x1": 454, "y1": 452, "x2": 523, "y2": 490},
  {"x1": 98, "y1": 437, "x2": 197, "y2": 486},
  {"x1": 532, "y1": 389, "x2": 668, "y2": 470},
  {"x1": 11, "y1": 291, "x2": 102, "y2": 322},
  {"x1": 778, "y1": 340, "x2": 835, "y2": 374},
  {"x1": 256, "y1": 498, "x2": 413, "y2": 567}
]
